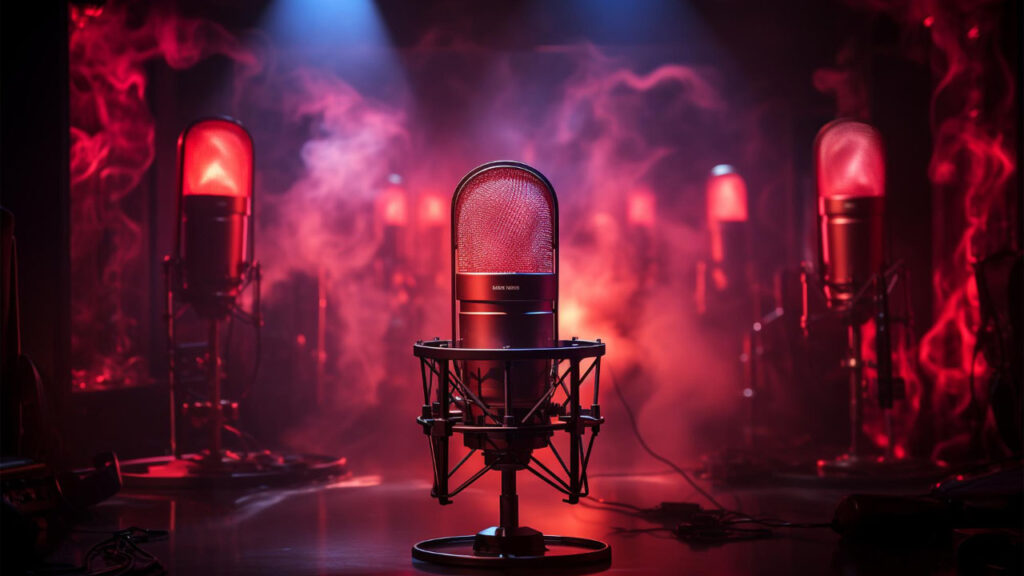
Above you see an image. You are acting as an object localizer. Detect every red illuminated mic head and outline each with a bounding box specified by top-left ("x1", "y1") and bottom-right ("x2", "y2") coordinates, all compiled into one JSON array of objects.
[
  {"x1": 180, "y1": 118, "x2": 253, "y2": 199},
  {"x1": 815, "y1": 119, "x2": 885, "y2": 200}
]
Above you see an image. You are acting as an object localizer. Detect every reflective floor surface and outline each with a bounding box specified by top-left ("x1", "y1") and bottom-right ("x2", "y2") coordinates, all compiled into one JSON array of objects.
[{"x1": 44, "y1": 471, "x2": 954, "y2": 575}]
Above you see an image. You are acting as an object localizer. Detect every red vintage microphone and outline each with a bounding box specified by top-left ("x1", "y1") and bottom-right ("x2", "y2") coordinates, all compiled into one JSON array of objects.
[
  {"x1": 121, "y1": 118, "x2": 345, "y2": 487},
  {"x1": 174, "y1": 118, "x2": 256, "y2": 471},
  {"x1": 809, "y1": 120, "x2": 914, "y2": 476},
  {"x1": 413, "y1": 161, "x2": 609, "y2": 568},
  {"x1": 815, "y1": 120, "x2": 885, "y2": 311},
  {"x1": 178, "y1": 118, "x2": 255, "y2": 320}
]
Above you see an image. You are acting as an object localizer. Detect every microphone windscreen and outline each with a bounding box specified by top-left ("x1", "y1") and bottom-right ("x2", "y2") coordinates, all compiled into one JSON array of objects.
[
  {"x1": 181, "y1": 119, "x2": 253, "y2": 199},
  {"x1": 815, "y1": 120, "x2": 885, "y2": 200},
  {"x1": 455, "y1": 167, "x2": 554, "y2": 274}
]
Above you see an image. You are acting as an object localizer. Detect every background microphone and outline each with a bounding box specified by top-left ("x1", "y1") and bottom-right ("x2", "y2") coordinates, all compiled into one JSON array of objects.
[
  {"x1": 814, "y1": 119, "x2": 885, "y2": 311},
  {"x1": 697, "y1": 164, "x2": 755, "y2": 325},
  {"x1": 177, "y1": 118, "x2": 254, "y2": 319},
  {"x1": 706, "y1": 164, "x2": 749, "y2": 294},
  {"x1": 171, "y1": 117, "x2": 255, "y2": 465},
  {"x1": 812, "y1": 119, "x2": 908, "y2": 472}
]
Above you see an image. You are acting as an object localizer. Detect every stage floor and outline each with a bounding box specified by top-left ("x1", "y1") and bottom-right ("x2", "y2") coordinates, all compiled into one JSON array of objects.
[{"x1": 46, "y1": 471, "x2": 949, "y2": 575}]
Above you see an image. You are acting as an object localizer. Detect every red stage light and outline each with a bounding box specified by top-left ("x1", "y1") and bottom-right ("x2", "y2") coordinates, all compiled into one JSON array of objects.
[
  {"x1": 420, "y1": 193, "x2": 446, "y2": 226},
  {"x1": 706, "y1": 165, "x2": 748, "y2": 223},
  {"x1": 180, "y1": 119, "x2": 253, "y2": 199},
  {"x1": 381, "y1": 184, "x2": 408, "y2": 226},
  {"x1": 815, "y1": 119, "x2": 885, "y2": 200},
  {"x1": 627, "y1": 189, "x2": 656, "y2": 227}
]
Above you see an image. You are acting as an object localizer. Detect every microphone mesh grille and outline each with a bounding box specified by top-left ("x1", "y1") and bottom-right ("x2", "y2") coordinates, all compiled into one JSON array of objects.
[
  {"x1": 455, "y1": 166, "x2": 554, "y2": 273},
  {"x1": 816, "y1": 120, "x2": 885, "y2": 199}
]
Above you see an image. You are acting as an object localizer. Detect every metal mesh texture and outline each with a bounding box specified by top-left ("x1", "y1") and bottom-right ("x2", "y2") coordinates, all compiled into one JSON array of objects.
[{"x1": 455, "y1": 166, "x2": 555, "y2": 273}]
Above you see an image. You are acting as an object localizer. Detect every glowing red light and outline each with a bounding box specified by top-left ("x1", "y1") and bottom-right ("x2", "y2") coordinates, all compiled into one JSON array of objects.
[
  {"x1": 815, "y1": 119, "x2": 885, "y2": 199},
  {"x1": 966, "y1": 26, "x2": 979, "y2": 40},
  {"x1": 382, "y1": 185, "x2": 408, "y2": 226},
  {"x1": 923, "y1": 16, "x2": 934, "y2": 28},
  {"x1": 706, "y1": 165, "x2": 748, "y2": 222},
  {"x1": 627, "y1": 189, "x2": 656, "y2": 227},
  {"x1": 180, "y1": 119, "x2": 253, "y2": 198},
  {"x1": 420, "y1": 194, "x2": 446, "y2": 226}
]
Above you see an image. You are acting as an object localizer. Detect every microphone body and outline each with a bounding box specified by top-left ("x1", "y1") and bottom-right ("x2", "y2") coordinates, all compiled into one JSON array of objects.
[
  {"x1": 182, "y1": 195, "x2": 250, "y2": 318},
  {"x1": 819, "y1": 195, "x2": 885, "y2": 309},
  {"x1": 457, "y1": 272, "x2": 554, "y2": 427},
  {"x1": 412, "y1": 161, "x2": 609, "y2": 567}
]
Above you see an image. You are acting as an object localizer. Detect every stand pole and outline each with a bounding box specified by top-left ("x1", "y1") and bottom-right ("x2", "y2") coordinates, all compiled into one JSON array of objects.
[
  {"x1": 874, "y1": 272, "x2": 895, "y2": 460},
  {"x1": 164, "y1": 258, "x2": 179, "y2": 459},
  {"x1": 846, "y1": 323, "x2": 862, "y2": 458},
  {"x1": 208, "y1": 318, "x2": 222, "y2": 465},
  {"x1": 499, "y1": 469, "x2": 518, "y2": 531}
]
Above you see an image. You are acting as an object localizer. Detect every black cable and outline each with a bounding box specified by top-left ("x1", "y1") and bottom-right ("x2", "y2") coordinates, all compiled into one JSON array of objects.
[
  {"x1": 605, "y1": 364, "x2": 833, "y2": 538},
  {"x1": 609, "y1": 365, "x2": 727, "y2": 511},
  {"x1": 83, "y1": 528, "x2": 166, "y2": 576},
  {"x1": 30, "y1": 528, "x2": 167, "y2": 576}
]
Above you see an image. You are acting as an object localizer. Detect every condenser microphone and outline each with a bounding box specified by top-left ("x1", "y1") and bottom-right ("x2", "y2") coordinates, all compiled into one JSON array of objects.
[
  {"x1": 176, "y1": 118, "x2": 254, "y2": 319},
  {"x1": 453, "y1": 164, "x2": 556, "y2": 430},
  {"x1": 814, "y1": 119, "x2": 885, "y2": 310},
  {"x1": 413, "y1": 161, "x2": 609, "y2": 568}
]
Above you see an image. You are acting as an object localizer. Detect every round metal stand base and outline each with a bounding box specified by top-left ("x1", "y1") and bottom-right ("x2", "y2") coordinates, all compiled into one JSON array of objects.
[
  {"x1": 120, "y1": 453, "x2": 347, "y2": 490},
  {"x1": 412, "y1": 534, "x2": 610, "y2": 569}
]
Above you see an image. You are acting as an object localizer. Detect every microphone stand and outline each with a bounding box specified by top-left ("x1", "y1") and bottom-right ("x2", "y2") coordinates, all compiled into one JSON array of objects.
[
  {"x1": 842, "y1": 319, "x2": 864, "y2": 464},
  {"x1": 817, "y1": 262, "x2": 941, "y2": 481},
  {"x1": 120, "y1": 259, "x2": 347, "y2": 489},
  {"x1": 821, "y1": 267, "x2": 891, "y2": 473},
  {"x1": 206, "y1": 316, "x2": 222, "y2": 466}
]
